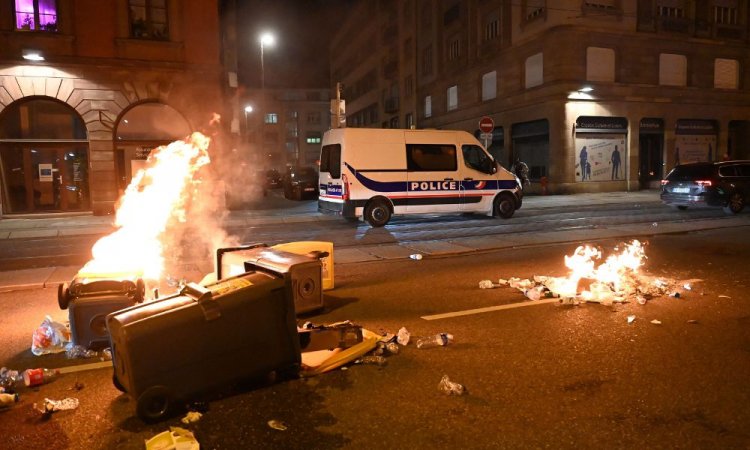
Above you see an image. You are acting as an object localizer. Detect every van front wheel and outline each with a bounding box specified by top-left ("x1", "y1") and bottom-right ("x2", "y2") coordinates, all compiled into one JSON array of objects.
[
  {"x1": 494, "y1": 193, "x2": 516, "y2": 219},
  {"x1": 365, "y1": 199, "x2": 391, "y2": 227}
]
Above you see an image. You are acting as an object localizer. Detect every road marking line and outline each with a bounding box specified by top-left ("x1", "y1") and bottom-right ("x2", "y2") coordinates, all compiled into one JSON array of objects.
[{"x1": 421, "y1": 298, "x2": 559, "y2": 321}]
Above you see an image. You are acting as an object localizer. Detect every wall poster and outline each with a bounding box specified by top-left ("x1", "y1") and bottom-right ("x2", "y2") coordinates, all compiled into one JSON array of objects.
[{"x1": 574, "y1": 134, "x2": 626, "y2": 182}]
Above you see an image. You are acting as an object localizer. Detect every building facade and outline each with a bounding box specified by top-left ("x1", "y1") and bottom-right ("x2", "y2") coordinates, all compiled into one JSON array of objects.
[
  {"x1": 331, "y1": 0, "x2": 750, "y2": 194},
  {"x1": 243, "y1": 88, "x2": 331, "y2": 169},
  {"x1": 0, "y1": 0, "x2": 228, "y2": 216}
]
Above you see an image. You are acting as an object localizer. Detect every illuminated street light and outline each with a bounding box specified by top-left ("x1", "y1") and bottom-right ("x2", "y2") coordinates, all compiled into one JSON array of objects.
[
  {"x1": 259, "y1": 32, "x2": 275, "y2": 90},
  {"x1": 244, "y1": 105, "x2": 253, "y2": 136}
]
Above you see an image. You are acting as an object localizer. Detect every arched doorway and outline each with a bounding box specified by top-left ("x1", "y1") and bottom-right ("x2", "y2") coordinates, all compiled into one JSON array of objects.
[
  {"x1": 114, "y1": 103, "x2": 192, "y2": 195},
  {"x1": 0, "y1": 98, "x2": 89, "y2": 214}
]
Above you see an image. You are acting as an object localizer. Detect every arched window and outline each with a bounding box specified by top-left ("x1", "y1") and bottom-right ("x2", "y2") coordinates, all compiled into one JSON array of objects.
[
  {"x1": 114, "y1": 103, "x2": 192, "y2": 192},
  {"x1": 0, "y1": 98, "x2": 89, "y2": 214}
]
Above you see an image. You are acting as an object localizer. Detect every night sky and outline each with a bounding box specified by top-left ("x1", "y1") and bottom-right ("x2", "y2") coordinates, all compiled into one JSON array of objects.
[{"x1": 235, "y1": 0, "x2": 355, "y2": 89}]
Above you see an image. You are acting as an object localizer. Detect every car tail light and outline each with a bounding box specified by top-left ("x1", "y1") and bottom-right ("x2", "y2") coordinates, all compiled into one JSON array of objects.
[
  {"x1": 660, "y1": 180, "x2": 669, "y2": 186},
  {"x1": 341, "y1": 174, "x2": 349, "y2": 200},
  {"x1": 695, "y1": 180, "x2": 712, "y2": 187}
]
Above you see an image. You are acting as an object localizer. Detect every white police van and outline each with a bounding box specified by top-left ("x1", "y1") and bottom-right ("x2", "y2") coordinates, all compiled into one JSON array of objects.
[{"x1": 318, "y1": 128, "x2": 523, "y2": 227}]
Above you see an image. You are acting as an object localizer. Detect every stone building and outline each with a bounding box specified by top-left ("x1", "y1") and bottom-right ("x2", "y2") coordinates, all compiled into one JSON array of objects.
[
  {"x1": 330, "y1": 0, "x2": 750, "y2": 194},
  {"x1": 243, "y1": 87, "x2": 331, "y2": 170},
  {"x1": 0, "y1": 0, "x2": 229, "y2": 216}
]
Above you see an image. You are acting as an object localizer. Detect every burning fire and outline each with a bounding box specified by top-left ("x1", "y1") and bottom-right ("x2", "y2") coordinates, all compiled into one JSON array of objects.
[{"x1": 78, "y1": 132, "x2": 212, "y2": 282}]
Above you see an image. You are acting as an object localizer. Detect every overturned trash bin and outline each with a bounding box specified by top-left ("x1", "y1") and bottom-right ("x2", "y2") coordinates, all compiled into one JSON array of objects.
[
  {"x1": 216, "y1": 243, "x2": 327, "y2": 315},
  {"x1": 106, "y1": 271, "x2": 301, "y2": 423},
  {"x1": 59, "y1": 273, "x2": 145, "y2": 350}
]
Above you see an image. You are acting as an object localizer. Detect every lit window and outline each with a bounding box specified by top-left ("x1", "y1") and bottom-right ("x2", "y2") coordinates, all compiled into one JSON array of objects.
[
  {"x1": 265, "y1": 113, "x2": 278, "y2": 124},
  {"x1": 447, "y1": 85, "x2": 458, "y2": 111},
  {"x1": 424, "y1": 96, "x2": 432, "y2": 118},
  {"x1": 306, "y1": 136, "x2": 321, "y2": 144},
  {"x1": 15, "y1": 0, "x2": 57, "y2": 32},
  {"x1": 714, "y1": 4, "x2": 738, "y2": 25},
  {"x1": 129, "y1": 0, "x2": 169, "y2": 40}
]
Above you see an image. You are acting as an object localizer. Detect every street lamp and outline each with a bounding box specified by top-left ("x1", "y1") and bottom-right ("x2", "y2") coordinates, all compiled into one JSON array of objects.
[{"x1": 244, "y1": 105, "x2": 253, "y2": 135}]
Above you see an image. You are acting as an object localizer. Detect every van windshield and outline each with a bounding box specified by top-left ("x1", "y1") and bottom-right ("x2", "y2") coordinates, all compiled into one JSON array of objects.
[{"x1": 320, "y1": 144, "x2": 341, "y2": 178}]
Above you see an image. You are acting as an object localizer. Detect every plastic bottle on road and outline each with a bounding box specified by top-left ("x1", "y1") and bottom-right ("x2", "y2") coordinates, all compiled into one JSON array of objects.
[
  {"x1": 0, "y1": 367, "x2": 21, "y2": 392},
  {"x1": 416, "y1": 333, "x2": 453, "y2": 349},
  {"x1": 524, "y1": 287, "x2": 541, "y2": 301},
  {"x1": 23, "y1": 368, "x2": 61, "y2": 387}
]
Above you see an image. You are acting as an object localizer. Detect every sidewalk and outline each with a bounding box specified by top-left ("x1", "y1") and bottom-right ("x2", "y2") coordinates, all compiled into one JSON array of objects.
[{"x1": 1, "y1": 190, "x2": 713, "y2": 293}]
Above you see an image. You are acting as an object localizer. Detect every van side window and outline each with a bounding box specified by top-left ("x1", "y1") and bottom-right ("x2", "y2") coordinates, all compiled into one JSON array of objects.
[
  {"x1": 737, "y1": 164, "x2": 750, "y2": 177},
  {"x1": 719, "y1": 165, "x2": 737, "y2": 177},
  {"x1": 406, "y1": 144, "x2": 457, "y2": 171},
  {"x1": 462, "y1": 144, "x2": 492, "y2": 173},
  {"x1": 320, "y1": 144, "x2": 341, "y2": 178}
]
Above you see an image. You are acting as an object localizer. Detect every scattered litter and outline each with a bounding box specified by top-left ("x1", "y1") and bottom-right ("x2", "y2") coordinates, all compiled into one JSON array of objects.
[
  {"x1": 268, "y1": 420, "x2": 288, "y2": 431},
  {"x1": 652, "y1": 222, "x2": 658, "y2": 227},
  {"x1": 480, "y1": 241, "x2": 708, "y2": 309},
  {"x1": 32, "y1": 316, "x2": 71, "y2": 356},
  {"x1": 65, "y1": 344, "x2": 98, "y2": 359},
  {"x1": 438, "y1": 375, "x2": 466, "y2": 396},
  {"x1": 101, "y1": 348, "x2": 112, "y2": 361},
  {"x1": 719, "y1": 295, "x2": 731, "y2": 299},
  {"x1": 35, "y1": 397, "x2": 79, "y2": 415},
  {"x1": 627, "y1": 315, "x2": 636, "y2": 324},
  {"x1": 416, "y1": 333, "x2": 453, "y2": 349},
  {"x1": 396, "y1": 327, "x2": 411, "y2": 346},
  {"x1": 410, "y1": 254, "x2": 423, "y2": 260},
  {"x1": 145, "y1": 427, "x2": 199, "y2": 450},
  {"x1": 497, "y1": 278, "x2": 508, "y2": 285},
  {"x1": 687, "y1": 319, "x2": 699, "y2": 324},
  {"x1": 650, "y1": 319, "x2": 662, "y2": 325},
  {"x1": 181, "y1": 411, "x2": 202, "y2": 424},
  {"x1": 479, "y1": 280, "x2": 498, "y2": 289},
  {"x1": 70, "y1": 381, "x2": 84, "y2": 391},
  {"x1": 357, "y1": 355, "x2": 387, "y2": 367}
]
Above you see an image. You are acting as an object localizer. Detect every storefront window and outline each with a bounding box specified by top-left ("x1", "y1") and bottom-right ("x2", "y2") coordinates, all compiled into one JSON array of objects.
[
  {"x1": 0, "y1": 98, "x2": 89, "y2": 214},
  {"x1": 14, "y1": 0, "x2": 57, "y2": 32}
]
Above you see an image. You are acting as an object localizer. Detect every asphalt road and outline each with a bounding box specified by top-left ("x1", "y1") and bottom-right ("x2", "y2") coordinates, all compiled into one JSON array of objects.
[{"x1": 0, "y1": 226, "x2": 748, "y2": 449}]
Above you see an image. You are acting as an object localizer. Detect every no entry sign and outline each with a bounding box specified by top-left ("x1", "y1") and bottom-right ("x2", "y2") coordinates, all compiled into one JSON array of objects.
[{"x1": 479, "y1": 116, "x2": 494, "y2": 133}]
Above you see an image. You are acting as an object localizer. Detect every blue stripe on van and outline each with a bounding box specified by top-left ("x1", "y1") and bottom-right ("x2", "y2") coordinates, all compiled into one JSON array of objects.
[
  {"x1": 346, "y1": 163, "x2": 409, "y2": 192},
  {"x1": 345, "y1": 163, "x2": 519, "y2": 193}
]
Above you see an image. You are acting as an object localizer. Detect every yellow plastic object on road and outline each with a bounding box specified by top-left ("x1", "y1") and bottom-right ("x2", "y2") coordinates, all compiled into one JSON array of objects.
[
  {"x1": 272, "y1": 241, "x2": 334, "y2": 290},
  {"x1": 301, "y1": 328, "x2": 380, "y2": 376}
]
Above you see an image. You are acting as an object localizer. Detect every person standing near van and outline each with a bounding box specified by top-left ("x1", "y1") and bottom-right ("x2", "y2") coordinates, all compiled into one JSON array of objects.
[{"x1": 514, "y1": 158, "x2": 530, "y2": 187}]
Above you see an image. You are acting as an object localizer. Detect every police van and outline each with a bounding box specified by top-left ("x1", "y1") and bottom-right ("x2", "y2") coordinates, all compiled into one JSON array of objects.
[{"x1": 318, "y1": 128, "x2": 523, "y2": 227}]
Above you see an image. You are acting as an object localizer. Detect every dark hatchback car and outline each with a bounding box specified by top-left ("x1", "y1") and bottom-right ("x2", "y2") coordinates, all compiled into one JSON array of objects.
[
  {"x1": 283, "y1": 166, "x2": 319, "y2": 200},
  {"x1": 660, "y1": 160, "x2": 750, "y2": 214}
]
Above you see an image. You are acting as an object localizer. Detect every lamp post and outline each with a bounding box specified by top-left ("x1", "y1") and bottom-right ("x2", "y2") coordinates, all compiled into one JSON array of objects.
[
  {"x1": 258, "y1": 31, "x2": 275, "y2": 164},
  {"x1": 259, "y1": 32, "x2": 275, "y2": 90}
]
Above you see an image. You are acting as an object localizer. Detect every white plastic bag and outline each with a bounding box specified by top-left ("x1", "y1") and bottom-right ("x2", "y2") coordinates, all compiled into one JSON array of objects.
[{"x1": 31, "y1": 316, "x2": 71, "y2": 356}]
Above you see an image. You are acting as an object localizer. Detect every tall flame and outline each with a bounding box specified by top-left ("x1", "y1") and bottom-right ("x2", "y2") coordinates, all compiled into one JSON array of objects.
[{"x1": 78, "y1": 132, "x2": 211, "y2": 281}]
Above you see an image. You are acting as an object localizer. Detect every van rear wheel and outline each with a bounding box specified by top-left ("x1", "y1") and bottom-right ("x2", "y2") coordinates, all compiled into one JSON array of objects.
[
  {"x1": 365, "y1": 199, "x2": 391, "y2": 227},
  {"x1": 494, "y1": 193, "x2": 515, "y2": 219},
  {"x1": 723, "y1": 192, "x2": 744, "y2": 214}
]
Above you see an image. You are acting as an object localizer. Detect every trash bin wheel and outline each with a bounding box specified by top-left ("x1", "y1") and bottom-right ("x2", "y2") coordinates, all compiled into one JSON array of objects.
[
  {"x1": 135, "y1": 278, "x2": 146, "y2": 303},
  {"x1": 112, "y1": 373, "x2": 126, "y2": 393},
  {"x1": 136, "y1": 386, "x2": 173, "y2": 423},
  {"x1": 58, "y1": 282, "x2": 70, "y2": 310}
]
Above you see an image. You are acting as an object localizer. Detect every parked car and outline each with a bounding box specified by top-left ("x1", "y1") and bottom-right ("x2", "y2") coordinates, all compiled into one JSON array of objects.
[
  {"x1": 660, "y1": 160, "x2": 750, "y2": 214},
  {"x1": 265, "y1": 169, "x2": 282, "y2": 189},
  {"x1": 283, "y1": 166, "x2": 319, "y2": 200}
]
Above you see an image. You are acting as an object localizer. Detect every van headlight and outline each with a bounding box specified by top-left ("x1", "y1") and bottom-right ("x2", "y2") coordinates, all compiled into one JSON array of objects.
[{"x1": 514, "y1": 175, "x2": 522, "y2": 187}]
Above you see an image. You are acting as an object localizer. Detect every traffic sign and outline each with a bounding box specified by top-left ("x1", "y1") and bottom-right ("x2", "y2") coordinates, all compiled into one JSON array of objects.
[{"x1": 479, "y1": 116, "x2": 494, "y2": 133}]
